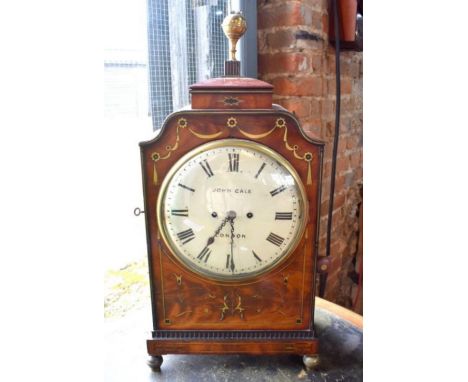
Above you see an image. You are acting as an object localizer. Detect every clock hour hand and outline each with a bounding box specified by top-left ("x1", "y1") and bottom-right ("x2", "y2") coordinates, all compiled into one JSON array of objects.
[
  {"x1": 205, "y1": 210, "x2": 237, "y2": 247},
  {"x1": 205, "y1": 217, "x2": 228, "y2": 247}
]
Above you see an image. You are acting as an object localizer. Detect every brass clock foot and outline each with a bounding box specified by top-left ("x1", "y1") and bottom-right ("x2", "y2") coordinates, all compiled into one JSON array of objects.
[
  {"x1": 147, "y1": 355, "x2": 163, "y2": 372},
  {"x1": 303, "y1": 354, "x2": 319, "y2": 371}
]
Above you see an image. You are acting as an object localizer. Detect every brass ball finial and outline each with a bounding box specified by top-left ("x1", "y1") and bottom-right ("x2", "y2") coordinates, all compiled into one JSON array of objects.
[{"x1": 221, "y1": 11, "x2": 247, "y2": 61}]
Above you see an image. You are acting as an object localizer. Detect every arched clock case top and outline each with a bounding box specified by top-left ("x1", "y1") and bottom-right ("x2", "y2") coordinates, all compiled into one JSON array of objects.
[{"x1": 140, "y1": 109, "x2": 324, "y2": 338}]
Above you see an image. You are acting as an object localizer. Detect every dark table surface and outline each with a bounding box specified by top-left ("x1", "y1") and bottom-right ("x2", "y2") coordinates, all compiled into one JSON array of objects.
[{"x1": 104, "y1": 299, "x2": 363, "y2": 382}]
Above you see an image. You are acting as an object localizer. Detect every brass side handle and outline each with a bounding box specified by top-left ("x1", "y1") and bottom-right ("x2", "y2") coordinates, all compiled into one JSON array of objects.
[
  {"x1": 134, "y1": 207, "x2": 145, "y2": 216},
  {"x1": 317, "y1": 256, "x2": 330, "y2": 274}
]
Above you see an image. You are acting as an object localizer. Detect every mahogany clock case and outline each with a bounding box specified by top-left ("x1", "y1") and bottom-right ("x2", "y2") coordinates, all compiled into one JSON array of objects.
[{"x1": 140, "y1": 108, "x2": 324, "y2": 356}]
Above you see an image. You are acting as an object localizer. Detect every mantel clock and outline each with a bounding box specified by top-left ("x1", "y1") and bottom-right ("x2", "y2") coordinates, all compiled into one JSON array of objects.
[{"x1": 139, "y1": 12, "x2": 324, "y2": 371}]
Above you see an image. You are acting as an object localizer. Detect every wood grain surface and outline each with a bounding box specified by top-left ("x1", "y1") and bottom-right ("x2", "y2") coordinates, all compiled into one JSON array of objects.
[{"x1": 140, "y1": 78, "x2": 324, "y2": 356}]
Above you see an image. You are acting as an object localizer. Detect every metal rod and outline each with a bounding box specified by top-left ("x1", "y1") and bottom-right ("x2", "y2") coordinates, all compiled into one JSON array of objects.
[{"x1": 320, "y1": 0, "x2": 341, "y2": 298}]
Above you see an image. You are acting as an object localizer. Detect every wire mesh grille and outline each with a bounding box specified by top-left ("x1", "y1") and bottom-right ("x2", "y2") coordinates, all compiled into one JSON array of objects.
[{"x1": 147, "y1": 0, "x2": 229, "y2": 130}]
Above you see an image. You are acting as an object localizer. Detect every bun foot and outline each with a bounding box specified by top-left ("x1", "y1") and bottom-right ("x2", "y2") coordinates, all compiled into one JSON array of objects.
[
  {"x1": 303, "y1": 354, "x2": 319, "y2": 371},
  {"x1": 147, "y1": 355, "x2": 163, "y2": 372}
]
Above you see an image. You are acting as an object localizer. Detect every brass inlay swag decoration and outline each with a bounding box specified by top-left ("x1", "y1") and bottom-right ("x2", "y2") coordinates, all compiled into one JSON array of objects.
[{"x1": 151, "y1": 117, "x2": 314, "y2": 186}]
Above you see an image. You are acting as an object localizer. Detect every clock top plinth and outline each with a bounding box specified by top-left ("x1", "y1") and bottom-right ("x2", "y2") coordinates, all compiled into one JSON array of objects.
[
  {"x1": 190, "y1": 77, "x2": 274, "y2": 110},
  {"x1": 190, "y1": 77, "x2": 273, "y2": 90}
]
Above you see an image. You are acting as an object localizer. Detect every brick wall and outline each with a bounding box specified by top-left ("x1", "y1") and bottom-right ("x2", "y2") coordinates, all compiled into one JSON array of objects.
[{"x1": 258, "y1": 0, "x2": 363, "y2": 310}]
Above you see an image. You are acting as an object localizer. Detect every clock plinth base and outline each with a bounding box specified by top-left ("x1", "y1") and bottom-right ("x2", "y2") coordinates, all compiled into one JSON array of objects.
[
  {"x1": 303, "y1": 354, "x2": 320, "y2": 371},
  {"x1": 147, "y1": 355, "x2": 163, "y2": 372},
  {"x1": 147, "y1": 338, "x2": 318, "y2": 356}
]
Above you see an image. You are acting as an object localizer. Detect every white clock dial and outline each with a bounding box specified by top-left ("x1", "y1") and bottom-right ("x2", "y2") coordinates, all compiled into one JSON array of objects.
[{"x1": 157, "y1": 139, "x2": 307, "y2": 281}]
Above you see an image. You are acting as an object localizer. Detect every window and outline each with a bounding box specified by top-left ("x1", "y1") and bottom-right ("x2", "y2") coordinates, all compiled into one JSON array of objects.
[{"x1": 147, "y1": 0, "x2": 230, "y2": 130}]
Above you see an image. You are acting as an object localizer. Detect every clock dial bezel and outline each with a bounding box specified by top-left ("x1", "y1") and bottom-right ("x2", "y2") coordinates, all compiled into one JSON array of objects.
[{"x1": 156, "y1": 138, "x2": 308, "y2": 282}]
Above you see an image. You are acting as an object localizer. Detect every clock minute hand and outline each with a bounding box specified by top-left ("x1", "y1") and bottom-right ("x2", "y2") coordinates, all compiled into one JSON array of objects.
[{"x1": 229, "y1": 215, "x2": 236, "y2": 272}]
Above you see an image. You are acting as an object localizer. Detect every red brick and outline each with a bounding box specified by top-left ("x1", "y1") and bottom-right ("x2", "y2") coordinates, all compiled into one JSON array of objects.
[
  {"x1": 326, "y1": 77, "x2": 351, "y2": 95},
  {"x1": 258, "y1": 2, "x2": 312, "y2": 29},
  {"x1": 341, "y1": 77, "x2": 352, "y2": 94},
  {"x1": 341, "y1": 97, "x2": 353, "y2": 113},
  {"x1": 322, "y1": 13, "x2": 328, "y2": 34},
  {"x1": 317, "y1": 247, "x2": 326, "y2": 257},
  {"x1": 334, "y1": 172, "x2": 346, "y2": 193},
  {"x1": 322, "y1": 119, "x2": 334, "y2": 139},
  {"x1": 352, "y1": 95, "x2": 363, "y2": 111},
  {"x1": 349, "y1": 55, "x2": 362, "y2": 77},
  {"x1": 258, "y1": 53, "x2": 310, "y2": 74},
  {"x1": 311, "y1": 10, "x2": 322, "y2": 30},
  {"x1": 343, "y1": 171, "x2": 356, "y2": 188},
  {"x1": 271, "y1": 77, "x2": 295, "y2": 94},
  {"x1": 323, "y1": 143, "x2": 334, "y2": 162},
  {"x1": 336, "y1": 155, "x2": 349, "y2": 174},
  {"x1": 346, "y1": 135, "x2": 360, "y2": 150},
  {"x1": 258, "y1": 0, "x2": 285, "y2": 7},
  {"x1": 311, "y1": 54, "x2": 323, "y2": 73},
  {"x1": 319, "y1": 223, "x2": 328, "y2": 237},
  {"x1": 330, "y1": 259, "x2": 345, "y2": 281},
  {"x1": 350, "y1": 152, "x2": 361, "y2": 168},
  {"x1": 319, "y1": 216, "x2": 328, "y2": 232},
  {"x1": 303, "y1": 77, "x2": 323, "y2": 96},
  {"x1": 320, "y1": 117, "x2": 330, "y2": 143},
  {"x1": 272, "y1": 76, "x2": 322, "y2": 96},
  {"x1": 349, "y1": 60, "x2": 360, "y2": 78},
  {"x1": 302, "y1": 114, "x2": 322, "y2": 126},
  {"x1": 351, "y1": 117, "x2": 363, "y2": 132},
  {"x1": 303, "y1": 0, "x2": 324, "y2": 9},
  {"x1": 321, "y1": 159, "x2": 331, "y2": 180},
  {"x1": 320, "y1": 199, "x2": 329, "y2": 216},
  {"x1": 257, "y1": 30, "x2": 268, "y2": 53},
  {"x1": 328, "y1": 265, "x2": 341, "y2": 284},
  {"x1": 355, "y1": 166, "x2": 363, "y2": 180},
  {"x1": 332, "y1": 192, "x2": 346, "y2": 211},
  {"x1": 332, "y1": 220, "x2": 344, "y2": 237},
  {"x1": 324, "y1": 278, "x2": 339, "y2": 300},
  {"x1": 296, "y1": 33, "x2": 325, "y2": 51},
  {"x1": 278, "y1": 99, "x2": 321, "y2": 128},
  {"x1": 335, "y1": 173, "x2": 346, "y2": 193},
  {"x1": 328, "y1": 249, "x2": 341, "y2": 268},
  {"x1": 337, "y1": 134, "x2": 348, "y2": 152},
  {"x1": 331, "y1": 238, "x2": 346, "y2": 259},
  {"x1": 340, "y1": 59, "x2": 351, "y2": 76},
  {"x1": 266, "y1": 29, "x2": 295, "y2": 50},
  {"x1": 278, "y1": 98, "x2": 311, "y2": 118},
  {"x1": 318, "y1": 236, "x2": 327, "y2": 253},
  {"x1": 327, "y1": 78, "x2": 336, "y2": 94},
  {"x1": 326, "y1": 52, "x2": 336, "y2": 73},
  {"x1": 339, "y1": 118, "x2": 352, "y2": 134},
  {"x1": 310, "y1": 99, "x2": 321, "y2": 115},
  {"x1": 302, "y1": 120, "x2": 322, "y2": 139},
  {"x1": 322, "y1": 100, "x2": 336, "y2": 120}
]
